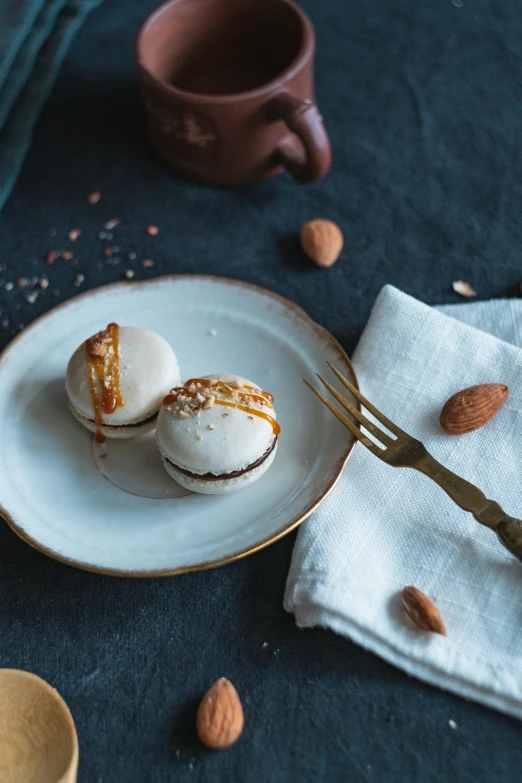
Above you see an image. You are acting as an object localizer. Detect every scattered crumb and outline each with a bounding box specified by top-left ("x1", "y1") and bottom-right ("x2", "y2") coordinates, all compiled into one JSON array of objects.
[
  {"x1": 17, "y1": 278, "x2": 27, "y2": 287},
  {"x1": 68, "y1": 229, "x2": 81, "y2": 241},
  {"x1": 146, "y1": 225, "x2": 159, "y2": 236},
  {"x1": 98, "y1": 231, "x2": 107, "y2": 240},
  {"x1": 5, "y1": 282, "x2": 13, "y2": 291},
  {"x1": 40, "y1": 279, "x2": 49, "y2": 290},
  {"x1": 74, "y1": 274, "x2": 85, "y2": 287},
  {"x1": 104, "y1": 248, "x2": 113, "y2": 257},
  {"x1": 100, "y1": 453, "x2": 108, "y2": 460},
  {"x1": 45, "y1": 250, "x2": 57, "y2": 264},
  {"x1": 87, "y1": 191, "x2": 101, "y2": 204},
  {"x1": 196, "y1": 434, "x2": 203, "y2": 441},
  {"x1": 248, "y1": 415, "x2": 253, "y2": 420},
  {"x1": 142, "y1": 259, "x2": 154, "y2": 268},
  {"x1": 207, "y1": 424, "x2": 215, "y2": 431},
  {"x1": 178, "y1": 410, "x2": 190, "y2": 419},
  {"x1": 449, "y1": 719, "x2": 458, "y2": 730},
  {"x1": 208, "y1": 329, "x2": 217, "y2": 336},
  {"x1": 61, "y1": 251, "x2": 74, "y2": 261},
  {"x1": 128, "y1": 251, "x2": 137, "y2": 260},
  {"x1": 26, "y1": 292, "x2": 37, "y2": 304},
  {"x1": 262, "y1": 642, "x2": 268, "y2": 649},
  {"x1": 104, "y1": 219, "x2": 120, "y2": 230},
  {"x1": 222, "y1": 413, "x2": 229, "y2": 417},
  {"x1": 452, "y1": 280, "x2": 476, "y2": 297},
  {"x1": 125, "y1": 269, "x2": 135, "y2": 279}
]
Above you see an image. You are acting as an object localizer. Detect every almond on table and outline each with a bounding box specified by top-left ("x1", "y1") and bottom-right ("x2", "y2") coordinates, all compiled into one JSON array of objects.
[
  {"x1": 300, "y1": 218, "x2": 343, "y2": 267},
  {"x1": 440, "y1": 383, "x2": 509, "y2": 435},
  {"x1": 400, "y1": 586, "x2": 446, "y2": 635},
  {"x1": 196, "y1": 678, "x2": 244, "y2": 750}
]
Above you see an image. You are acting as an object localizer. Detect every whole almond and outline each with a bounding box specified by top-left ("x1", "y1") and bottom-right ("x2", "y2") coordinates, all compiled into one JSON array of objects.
[
  {"x1": 440, "y1": 383, "x2": 509, "y2": 435},
  {"x1": 300, "y1": 219, "x2": 343, "y2": 267},
  {"x1": 400, "y1": 586, "x2": 446, "y2": 635},
  {"x1": 196, "y1": 678, "x2": 244, "y2": 750}
]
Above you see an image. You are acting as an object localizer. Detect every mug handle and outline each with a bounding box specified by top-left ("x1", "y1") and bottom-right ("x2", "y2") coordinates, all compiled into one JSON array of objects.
[{"x1": 268, "y1": 93, "x2": 331, "y2": 183}]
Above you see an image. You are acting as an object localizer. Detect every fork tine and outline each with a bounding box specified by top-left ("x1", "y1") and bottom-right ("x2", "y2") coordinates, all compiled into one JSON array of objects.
[
  {"x1": 316, "y1": 374, "x2": 394, "y2": 447},
  {"x1": 327, "y1": 362, "x2": 406, "y2": 437},
  {"x1": 304, "y1": 379, "x2": 384, "y2": 457}
]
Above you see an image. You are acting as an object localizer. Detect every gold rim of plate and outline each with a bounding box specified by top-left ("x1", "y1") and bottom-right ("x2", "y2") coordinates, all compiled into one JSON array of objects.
[{"x1": 0, "y1": 275, "x2": 358, "y2": 578}]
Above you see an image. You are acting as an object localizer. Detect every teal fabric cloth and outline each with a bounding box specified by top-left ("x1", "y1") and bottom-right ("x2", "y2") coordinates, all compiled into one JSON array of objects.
[{"x1": 0, "y1": 0, "x2": 101, "y2": 211}]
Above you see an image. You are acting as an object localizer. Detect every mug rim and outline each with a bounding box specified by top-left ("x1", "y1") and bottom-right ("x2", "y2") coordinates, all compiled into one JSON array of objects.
[{"x1": 135, "y1": 0, "x2": 315, "y2": 104}]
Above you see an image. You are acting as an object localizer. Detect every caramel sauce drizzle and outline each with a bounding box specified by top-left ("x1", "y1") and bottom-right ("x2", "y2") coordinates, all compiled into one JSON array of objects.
[
  {"x1": 163, "y1": 378, "x2": 280, "y2": 435},
  {"x1": 85, "y1": 322, "x2": 124, "y2": 443},
  {"x1": 184, "y1": 378, "x2": 274, "y2": 406},
  {"x1": 214, "y1": 399, "x2": 281, "y2": 435}
]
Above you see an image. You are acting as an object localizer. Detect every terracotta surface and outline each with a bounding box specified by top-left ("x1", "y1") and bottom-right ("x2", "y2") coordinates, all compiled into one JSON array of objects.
[{"x1": 135, "y1": 0, "x2": 331, "y2": 185}]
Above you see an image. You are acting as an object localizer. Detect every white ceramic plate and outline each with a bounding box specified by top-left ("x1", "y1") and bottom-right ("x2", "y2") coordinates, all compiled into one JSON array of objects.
[{"x1": 0, "y1": 276, "x2": 356, "y2": 576}]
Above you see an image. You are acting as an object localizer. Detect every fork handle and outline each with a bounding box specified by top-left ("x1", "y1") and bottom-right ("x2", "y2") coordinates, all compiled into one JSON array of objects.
[{"x1": 414, "y1": 452, "x2": 522, "y2": 562}]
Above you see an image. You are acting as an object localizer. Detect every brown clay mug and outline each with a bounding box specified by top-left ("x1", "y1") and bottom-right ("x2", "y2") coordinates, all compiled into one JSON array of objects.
[{"x1": 135, "y1": 0, "x2": 331, "y2": 186}]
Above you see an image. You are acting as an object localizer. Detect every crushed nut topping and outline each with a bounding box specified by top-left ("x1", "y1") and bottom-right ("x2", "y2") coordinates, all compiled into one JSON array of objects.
[
  {"x1": 90, "y1": 341, "x2": 108, "y2": 358},
  {"x1": 162, "y1": 378, "x2": 275, "y2": 432}
]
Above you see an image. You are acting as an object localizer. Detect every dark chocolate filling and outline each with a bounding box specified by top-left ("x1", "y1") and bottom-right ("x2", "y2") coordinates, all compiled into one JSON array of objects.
[
  {"x1": 167, "y1": 437, "x2": 277, "y2": 481},
  {"x1": 84, "y1": 411, "x2": 159, "y2": 429}
]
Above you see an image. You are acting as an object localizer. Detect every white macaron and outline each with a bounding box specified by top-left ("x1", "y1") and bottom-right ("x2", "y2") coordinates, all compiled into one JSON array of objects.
[
  {"x1": 156, "y1": 373, "x2": 279, "y2": 494},
  {"x1": 66, "y1": 324, "x2": 181, "y2": 441}
]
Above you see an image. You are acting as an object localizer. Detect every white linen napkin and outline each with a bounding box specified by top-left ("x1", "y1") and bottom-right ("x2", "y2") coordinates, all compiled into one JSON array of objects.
[{"x1": 284, "y1": 285, "x2": 522, "y2": 719}]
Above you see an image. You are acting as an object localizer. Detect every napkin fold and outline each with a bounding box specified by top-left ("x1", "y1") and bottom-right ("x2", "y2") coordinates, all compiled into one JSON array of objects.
[
  {"x1": 285, "y1": 286, "x2": 522, "y2": 719},
  {"x1": 0, "y1": 0, "x2": 100, "y2": 212}
]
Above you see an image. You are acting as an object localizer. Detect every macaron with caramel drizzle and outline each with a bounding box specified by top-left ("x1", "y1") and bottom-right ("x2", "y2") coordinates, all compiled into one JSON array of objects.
[
  {"x1": 156, "y1": 373, "x2": 279, "y2": 494},
  {"x1": 66, "y1": 323, "x2": 181, "y2": 442}
]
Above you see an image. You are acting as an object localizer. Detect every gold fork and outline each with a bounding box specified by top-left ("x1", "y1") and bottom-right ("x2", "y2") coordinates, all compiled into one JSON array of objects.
[{"x1": 305, "y1": 363, "x2": 522, "y2": 563}]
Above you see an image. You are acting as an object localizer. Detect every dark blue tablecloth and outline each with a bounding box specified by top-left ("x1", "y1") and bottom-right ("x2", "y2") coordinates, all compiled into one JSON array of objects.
[
  {"x1": 1, "y1": 1, "x2": 521, "y2": 780},
  {"x1": 0, "y1": 0, "x2": 101, "y2": 211}
]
